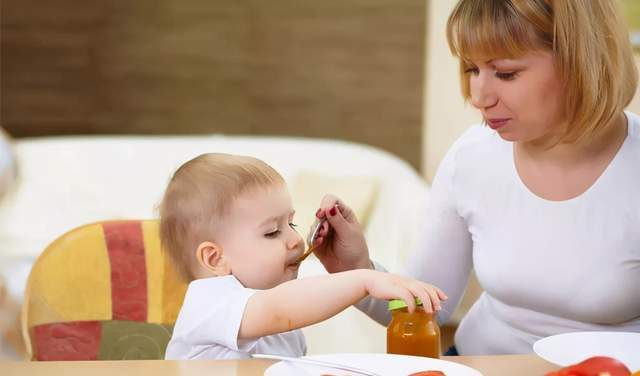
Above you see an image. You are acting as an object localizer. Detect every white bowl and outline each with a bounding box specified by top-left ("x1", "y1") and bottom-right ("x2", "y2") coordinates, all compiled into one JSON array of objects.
[{"x1": 533, "y1": 331, "x2": 640, "y2": 371}]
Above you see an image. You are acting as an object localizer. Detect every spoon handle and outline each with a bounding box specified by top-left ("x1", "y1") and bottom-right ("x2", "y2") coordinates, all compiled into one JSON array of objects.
[{"x1": 294, "y1": 245, "x2": 315, "y2": 264}]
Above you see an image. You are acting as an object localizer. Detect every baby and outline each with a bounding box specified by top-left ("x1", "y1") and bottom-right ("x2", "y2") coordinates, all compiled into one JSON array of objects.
[{"x1": 160, "y1": 153, "x2": 446, "y2": 359}]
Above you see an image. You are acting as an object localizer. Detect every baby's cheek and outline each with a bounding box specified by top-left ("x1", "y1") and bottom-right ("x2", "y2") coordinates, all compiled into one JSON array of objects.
[{"x1": 265, "y1": 259, "x2": 287, "y2": 278}]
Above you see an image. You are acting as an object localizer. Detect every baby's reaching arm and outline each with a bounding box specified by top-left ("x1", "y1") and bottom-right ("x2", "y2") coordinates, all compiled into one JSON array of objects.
[{"x1": 238, "y1": 269, "x2": 447, "y2": 339}]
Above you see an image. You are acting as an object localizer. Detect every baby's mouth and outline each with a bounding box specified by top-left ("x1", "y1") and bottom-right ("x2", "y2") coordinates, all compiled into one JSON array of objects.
[
  {"x1": 287, "y1": 258, "x2": 301, "y2": 267},
  {"x1": 288, "y1": 247, "x2": 306, "y2": 266},
  {"x1": 287, "y1": 255, "x2": 303, "y2": 268}
]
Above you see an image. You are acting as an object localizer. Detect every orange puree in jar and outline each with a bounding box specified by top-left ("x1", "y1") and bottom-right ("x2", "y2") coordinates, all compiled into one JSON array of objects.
[{"x1": 387, "y1": 299, "x2": 441, "y2": 358}]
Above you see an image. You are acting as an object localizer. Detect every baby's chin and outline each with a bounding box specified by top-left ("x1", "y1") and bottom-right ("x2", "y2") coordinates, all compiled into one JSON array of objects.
[
  {"x1": 259, "y1": 267, "x2": 299, "y2": 289},
  {"x1": 284, "y1": 264, "x2": 300, "y2": 281}
]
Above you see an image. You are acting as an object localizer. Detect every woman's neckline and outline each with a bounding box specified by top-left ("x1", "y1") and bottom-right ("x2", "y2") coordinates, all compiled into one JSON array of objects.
[{"x1": 510, "y1": 112, "x2": 631, "y2": 204}]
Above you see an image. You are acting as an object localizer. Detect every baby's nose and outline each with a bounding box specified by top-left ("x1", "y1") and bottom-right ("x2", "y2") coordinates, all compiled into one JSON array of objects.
[{"x1": 288, "y1": 234, "x2": 304, "y2": 251}]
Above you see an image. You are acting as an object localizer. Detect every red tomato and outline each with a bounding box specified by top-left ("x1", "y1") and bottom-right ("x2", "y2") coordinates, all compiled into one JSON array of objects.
[
  {"x1": 545, "y1": 356, "x2": 631, "y2": 376},
  {"x1": 408, "y1": 371, "x2": 446, "y2": 376}
]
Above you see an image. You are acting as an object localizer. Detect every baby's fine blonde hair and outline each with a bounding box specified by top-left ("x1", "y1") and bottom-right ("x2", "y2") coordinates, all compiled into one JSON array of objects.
[
  {"x1": 159, "y1": 153, "x2": 284, "y2": 281},
  {"x1": 447, "y1": 0, "x2": 638, "y2": 144}
]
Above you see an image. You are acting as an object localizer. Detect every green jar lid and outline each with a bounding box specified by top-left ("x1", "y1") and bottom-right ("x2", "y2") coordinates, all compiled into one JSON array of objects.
[{"x1": 388, "y1": 298, "x2": 423, "y2": 311}]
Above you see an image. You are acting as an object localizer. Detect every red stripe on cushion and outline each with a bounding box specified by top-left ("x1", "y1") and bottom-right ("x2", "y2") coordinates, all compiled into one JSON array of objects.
[
  {"x1": 34, "y1": 321, "x2": 102, "y2": 361},
  {"x1": 104, "y1": 222, "x2": 148, "y2": 322}
]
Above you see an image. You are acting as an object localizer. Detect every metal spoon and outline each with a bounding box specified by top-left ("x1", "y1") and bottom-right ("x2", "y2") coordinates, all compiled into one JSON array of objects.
[{"x1": 294, "y1": 217, "x2": 324, "y2": 264}]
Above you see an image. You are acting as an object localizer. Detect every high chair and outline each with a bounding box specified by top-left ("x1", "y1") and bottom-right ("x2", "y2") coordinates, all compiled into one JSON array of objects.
[{"x1": 21, "y1": 220, "x2": 187, "y2": 360}]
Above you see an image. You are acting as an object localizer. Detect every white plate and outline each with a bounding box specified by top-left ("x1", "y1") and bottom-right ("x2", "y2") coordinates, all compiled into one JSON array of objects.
[
  {"x1": 264, "y1": 353, "x2": 483, "y2": 376},
  {"x1": 533, "y1": 331, "x2": 640, "y2": 371}
]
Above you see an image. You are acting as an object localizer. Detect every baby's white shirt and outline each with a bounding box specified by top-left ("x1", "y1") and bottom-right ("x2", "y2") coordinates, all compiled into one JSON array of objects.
[{"x1": 165, "y1": 275, "x2": 306, "y2": 360}]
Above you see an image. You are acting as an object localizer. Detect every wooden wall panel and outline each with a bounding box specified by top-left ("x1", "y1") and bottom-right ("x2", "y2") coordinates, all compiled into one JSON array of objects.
[{"x1": 2, "y1": 1, "x2": 425, "y2": 169}]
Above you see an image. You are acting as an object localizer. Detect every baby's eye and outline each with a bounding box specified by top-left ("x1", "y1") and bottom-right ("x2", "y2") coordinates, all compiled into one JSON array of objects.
[
  {"x1": 289, "y1": 222, "x2": 298, "y2": 229},
  {"x1": 264, "y1": 230, "x2": 280, "y2": 238},
  {"x1": 495, "y1": 71, "x2": 517, "y2": 81}
]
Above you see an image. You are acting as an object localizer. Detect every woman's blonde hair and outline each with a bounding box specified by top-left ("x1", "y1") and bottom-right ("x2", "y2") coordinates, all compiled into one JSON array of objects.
[
  {"x1": 159, "y1": 153, "x2": 284, "y2": 281},
  {"x1": 446, "y1": 0, "x2": 638, "y2": 144}
]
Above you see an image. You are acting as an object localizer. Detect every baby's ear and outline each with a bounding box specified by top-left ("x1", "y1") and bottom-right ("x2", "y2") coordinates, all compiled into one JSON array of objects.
[{"x1": 196, "y1": 241, "x2": 230, "y2": 276}]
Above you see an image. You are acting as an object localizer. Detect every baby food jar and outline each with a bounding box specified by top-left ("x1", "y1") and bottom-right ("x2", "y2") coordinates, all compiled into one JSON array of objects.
[{"x1": 387, "y1": 298, "x2": 441, "y2": 358}]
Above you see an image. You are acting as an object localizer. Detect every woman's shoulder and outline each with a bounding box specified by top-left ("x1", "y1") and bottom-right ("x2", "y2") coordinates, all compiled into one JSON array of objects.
[
  {"x1": 452, "y1": 124, "x2": 503, "y2": 150},
  {"x1": 446, "y1": 123, "x2": 507, "y2": 166},
  {"x1": 625, "y1": 111, "x2": 640, "y2": 142},
  {"x1": 457, "y1": 122, "x2": 495, "y2": 141},
  {"x1": 435, "y1": 124, "x2": 509, "y2": 187},
  {"x1": 620, "y1": 111, "x2": 640, "y2": 164}
]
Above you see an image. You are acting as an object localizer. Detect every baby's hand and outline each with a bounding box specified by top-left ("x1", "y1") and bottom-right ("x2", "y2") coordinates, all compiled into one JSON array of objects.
[{"x1": 362, "y1": 270, "x2": 448, "y2": 313}]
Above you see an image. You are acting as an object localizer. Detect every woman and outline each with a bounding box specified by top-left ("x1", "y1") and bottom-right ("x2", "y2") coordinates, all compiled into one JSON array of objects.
[{"x1": 312, "y1": 0, "x2": 640, "y2": 355}]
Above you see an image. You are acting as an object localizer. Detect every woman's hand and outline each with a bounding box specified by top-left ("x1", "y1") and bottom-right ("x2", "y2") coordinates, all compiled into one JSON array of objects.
[{"x1": 312, "y1": 194, "x2": 373, "y2": 273}]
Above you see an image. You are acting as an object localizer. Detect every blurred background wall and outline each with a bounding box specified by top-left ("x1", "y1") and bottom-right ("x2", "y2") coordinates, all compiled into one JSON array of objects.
[{"x1": 2, "y1": 0, "x2": 426, "y2": 170}]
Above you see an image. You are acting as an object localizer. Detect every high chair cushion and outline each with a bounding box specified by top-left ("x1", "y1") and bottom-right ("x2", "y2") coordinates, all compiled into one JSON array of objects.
[{"x1": 22, "y1": 220, "x2": 187, "y2": 360}]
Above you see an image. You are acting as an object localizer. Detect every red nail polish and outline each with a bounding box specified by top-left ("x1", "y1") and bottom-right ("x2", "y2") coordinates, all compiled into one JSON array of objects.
[{"x1": 329, "y1": 207, "x2": 337, "y2": 216}]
